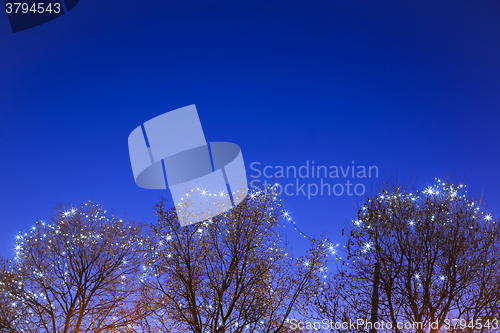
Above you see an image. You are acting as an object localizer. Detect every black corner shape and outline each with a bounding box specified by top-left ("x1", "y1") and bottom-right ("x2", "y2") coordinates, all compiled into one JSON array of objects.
[{"x1": 4, "y1": 0, "x2": 79, "y2": 33}]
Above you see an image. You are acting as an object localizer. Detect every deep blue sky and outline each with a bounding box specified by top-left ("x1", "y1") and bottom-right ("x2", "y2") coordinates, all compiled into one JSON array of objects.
[{"x1": 1, "y1": 0, "x2": 500, "y2": 258}]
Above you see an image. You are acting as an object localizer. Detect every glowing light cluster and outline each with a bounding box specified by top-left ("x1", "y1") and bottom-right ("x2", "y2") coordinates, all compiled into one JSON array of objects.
[
  {"x1": 350, "y1": 178, "x2": 498, "y2": 289},
  {"x1": 2, "y1": 201, "x2": 145, "y2": 332}
]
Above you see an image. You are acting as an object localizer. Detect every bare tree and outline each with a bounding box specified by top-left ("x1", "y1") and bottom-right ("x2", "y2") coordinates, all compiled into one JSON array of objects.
[
  {"x1": 0, "y1": 201, "x2": 150, "y2": 333},
  {"x1": 317, "y1": 179, "x2": 500, "y2": 333},
  {"x1": 0, "y1": 258, "x2": 21, "y2": 332},
  {"x1": 142, "y1": 185, "x2": 328, "y2": 333}
]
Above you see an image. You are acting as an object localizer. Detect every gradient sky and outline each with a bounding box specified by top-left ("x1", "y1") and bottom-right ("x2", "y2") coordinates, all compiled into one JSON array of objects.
[{"x1": 1, "y1": 0, "x2": 500, "y2": 258}]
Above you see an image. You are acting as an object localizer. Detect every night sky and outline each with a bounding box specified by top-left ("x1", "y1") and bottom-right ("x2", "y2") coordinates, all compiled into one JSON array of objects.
[{"x1": 1, "y1": 0, "x2": 500, "y2": 258}]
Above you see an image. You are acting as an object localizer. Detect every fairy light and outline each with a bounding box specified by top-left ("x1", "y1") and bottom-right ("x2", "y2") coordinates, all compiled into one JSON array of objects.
[
  {"x1": 179, "y1": 183, "x2": 313, "y2": 240},
  {"x1": 362, "y1": 241, "x2": 373, "y2": 253},
  {"x1": 351, "y1": 178, "x2": 498, "y2": 287},
  {"x1": 2, "y1": 201, "x2": 145, "y2": 331},
  {"x1": 137, "y1": 182, "x2": 332, "y2": 330}
]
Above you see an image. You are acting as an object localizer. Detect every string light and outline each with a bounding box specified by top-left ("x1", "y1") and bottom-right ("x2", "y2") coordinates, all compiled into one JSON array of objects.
[
  {"x1": 176, "y1": 183, "x2": 313, "y2": 240},
  {"x1": 352, "y1": 178, "x2": 497, "y2": 286},
  {"x1": 2, "y1": 202, "x2": 144, "y2": 331}
]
